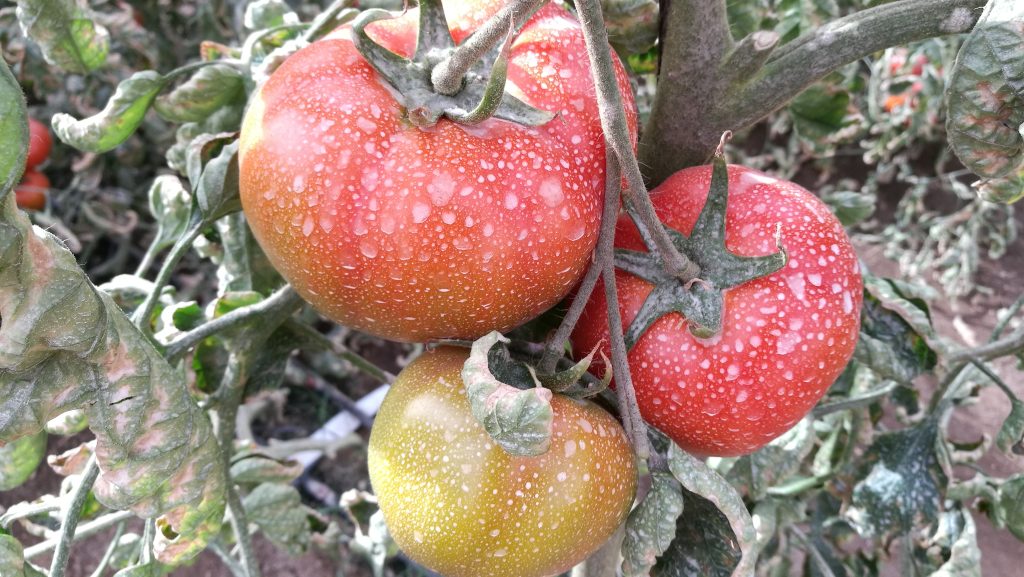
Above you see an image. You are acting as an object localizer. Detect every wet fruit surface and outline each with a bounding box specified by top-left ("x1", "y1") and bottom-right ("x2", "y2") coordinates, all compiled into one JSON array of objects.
[
  {"x1": 368, "y1": 347, "x2": 637, "y2": 577},
  {"x1": 573, "y1": 165, "x2": 863, "y2": 456},
  {"x1": 239, "y1": 0, "x2": 637, "y2": 342}
]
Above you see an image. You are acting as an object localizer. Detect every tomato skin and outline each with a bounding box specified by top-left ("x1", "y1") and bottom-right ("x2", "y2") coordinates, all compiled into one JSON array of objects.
[
  {"x1": 368, "y1": 347, "x2": 637, "y2": 577},
  {"x1": 26, "y1": 118, "x2": 52, "y2": 170},
  {"x1": 15, "y1": 170, "x2": 49, "y2": 211},
  {"x1": 572, "y1": 165, "x2": 862, "y2": 457},
  {"x1": 239, "y1": 0, "x2": 637, "y2": 342}
]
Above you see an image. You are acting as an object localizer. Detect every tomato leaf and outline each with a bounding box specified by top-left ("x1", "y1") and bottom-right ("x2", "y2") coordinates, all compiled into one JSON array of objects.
[
  {"x1": 146, "y1": 175, "x2": 192, "y2": 254},
  {"x1": 230, "y1": 453, "x2": 304, "y2": 486},
  {"x1": 0, "y1": 59, "x2": 27, "y2": 201},
  {"x1": 112, "y1": 562, "x2": 161, "y2": 577},
  {"x1": 51, "y1": 70, "x2": 167, "y2": 153},
  {"x1": 929, "y1": 509, "x2": 981, "y2": 577},
  {"x1": 462, "y1": 332, "x2": 554, "y2": 457},
  {"x1": 660, "y1": 444, "x2": 757, "y2": 577},
  {"x1": 996, "y1": 394, "x2": 1024, "y2": 454},
  {"x1": 243, "y1": 483, "x2": 311, "y2": 554},
  {"x1": 0, "y1": 431, "x2": 46, "y2": 491},
  {"x1": 822, "y1": 190, "x2": 877, "y2": 227},
  {"x1": 726, "y1": 417, "x2": 816, "y2": 499},
  {"x1": 946, "y1": 0, "x2": 1024, "y2": 180},
  {"x1": 15, "y1": 0, "x2": 109, "y2": 74},
  {"x1": 855, "y1": 275, "x2": 939, "y2": 383},
  {"x1": 0, "y1": 178, "x2": 225, "y2": 564},
  {"x1": 44, "y1": 409, "x2": 88, "y2": 436},
  {"x1": 621, "y1": 471, "x2": 684, "y2": 577},
  {"x1": 188, "y1": 136, "x2": 242, "y2": 223},
  {"x1": 999, "y1": 475, "x2": 1024, "y2": 542},
  {"x1": 846, "y1": 417, "x2": 944, "y2": 537},
  {"x1": 789, "y1": 85, "x2": 852, "y2": 141},
  {"x1": 976, "y1": 170, "x2": 1024, "y2": 204},
  {"x1": 0, "y1": 534, "x2": 45, "y2": 577},
  {"x1": 244, "y1": 0, "x2": 299, "y2": 30},
  {"x1": 536, "y1": 346, "x2": 612, "y2": 398},
  {"x1": 154, "y1": 64, "x2": 246, "y2": 123},
  {"x1": 602, "y1": 0, "x2": 659, "y2": 57}
]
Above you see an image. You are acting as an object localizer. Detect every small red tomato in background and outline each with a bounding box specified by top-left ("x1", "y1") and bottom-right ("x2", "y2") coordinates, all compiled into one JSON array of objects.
[
  {"x1": 572, "y1": 165, "x2": 862, "y2": 457},
  {"x1": 26, "y1": 117, "x2": 52, "y2": 170},
  {"x1": 15, "y1": 170, "x2": 49, "y2": 211},
  {"x1": 239, "y1": 0, "x2": 637, "y2": 342},
  {"x1": 369, "y1": 347, "x2": 637, "y2": 577}
]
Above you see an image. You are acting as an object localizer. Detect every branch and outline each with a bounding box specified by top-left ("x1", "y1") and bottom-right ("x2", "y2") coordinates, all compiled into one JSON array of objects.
[
  {"x1": 947, "y1": 325, "x2": 1024, "y2": 364},
  {"x1": 49, "y1": 457, "x2": 100, "y2": 577},
  {"x1": 641, "y1": 0, "x2": 986, "y2": 184}
]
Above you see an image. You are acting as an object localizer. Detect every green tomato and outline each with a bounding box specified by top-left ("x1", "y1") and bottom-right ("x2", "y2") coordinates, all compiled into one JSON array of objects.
[{"x1": 368, "y1": 347, "x2": 637, "y2": 577}]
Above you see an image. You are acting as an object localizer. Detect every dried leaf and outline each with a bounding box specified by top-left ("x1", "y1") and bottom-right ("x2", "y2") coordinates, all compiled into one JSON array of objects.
[{"x1": 16, "y1": 0, "x2": 109, "y2": 74}]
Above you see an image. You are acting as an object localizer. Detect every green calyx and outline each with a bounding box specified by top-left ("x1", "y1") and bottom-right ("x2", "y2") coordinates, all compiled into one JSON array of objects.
[
  {"x1": 350, "y1": 0, "x2": 554, "y2": 128},
  {"x1": 616, "y1": 156, "x2": 788, "y2": 343}
]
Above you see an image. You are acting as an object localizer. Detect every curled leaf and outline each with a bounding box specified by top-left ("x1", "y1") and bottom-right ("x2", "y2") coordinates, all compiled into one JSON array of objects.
[
  {"x1": 461, "y1": 332, "x2": 553, "y2": 456},
  {"x1": 16, "y1": 0, "x2": 110, "y2": 74},
  {"x1": 1000, "y1": 475, "x2": 1024, "y2": 542},
  {"x1": 996, "y1": 395, "x2": 1024, "y2": 454},
  {"x1": 154, "y1": 64, "x2": 245, "y2": 123},
  {"x1": 946, "y1": 0, "x2": 1024, "y2": 180},
  {"x1": 47, "y1": 440, "x2": 94, "y2": 477},
  {"x1": 52, "y1": 70, "x2": 167, "y2": 153},
  {"x1": 622, "y1": 471, "x2": 684, "y2": 577},
  {"x1": 45, "y1": 409, "x2": 89, "y2": 435},
  {"x1": 536, "y1": 345, "x2": 611, "y2": 398}
]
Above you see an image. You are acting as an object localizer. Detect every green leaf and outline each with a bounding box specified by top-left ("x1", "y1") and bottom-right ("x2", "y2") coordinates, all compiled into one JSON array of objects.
[
  {"x1": 230, "y1": 453, "x2": 304, "y2": 486},
  {"x1": 536, "y1": 345, "x2": 611, "y2": 398},
  {"x1": 601, "y1": 0, "x2": 659, "y2": 57},
  {"x1": 976, "y1": 169, "x2": 1024, "y2": 204},
  {"x1": 929, "y1": 509, "x2": 981, "y2": 577},
  {"x1": 44, "y1": 409, "x2": 88, "y2": 436},
  {"x1": 189, "y1": 136, "x2": 242, "y2": 223},
  {"x1": 51, "y1": 70, "x2": 167, "y2": 153},
  {"x1": 622, "y1": 471, "x2": 684, "y2": 577},
  {"x1": 0, "y1": 534, "x2": 45, "y2": 577},
  {"x1": 789, "y1": 85, "x2": 851, "y2": 140},
  {"x1": 999, "y1": 475, "x2": 1024, "y2": 542},
  {"x1": 0, "y1": 431, "x2": 46, "y2": 490},
  {"x1": 946, "y1": 0, "x2": 1024, "y2": 179},
  {"x1": 461, "y1": 332, "x2": 554, "y2": 456},
  {"x1": 243, "y1": 483, "x2": 311, "y2": 554},
  {"x1": 0, "y1": 58, "x2": 28, "y2": 201},
  {"x1": 822, "y1": 190, "x2": 877, "y2": 227},
  {"x1": 113, "y1": 562, "x2": 161, "y2": 577},
  {"x1": 244, "y1": 0, "x2": 300, "y2": 30},
  {"x1": 996, "y1": 394, "x2": 1024, "y2": 454},
  {"x1": 15, "y1": 0, "x2": 109, "y2": 74},
  {"x1": 0, "y1": 180, "x2": 225, "y2": 564},
  {"x1": 147, "y1": 175, "x2": 192, "y2": 254},
  {"x1": 846, "y1": 418, "x2": 944, "y2": 537},
  {"x1": 855, "y1": 275, "x2": 940, "y2": 382},
  {"x1": 727, "y1": 417, "x2": 816, "y2": 498},
  {"x1": 215, "y1": 212, "x2": 284, "y2": 295},
  {"x1": 658, "y1": 444, "x2": 757, "y2": 577},
  {"x1": 154, "y1": 64, "x2": 245, "y2": 123}
]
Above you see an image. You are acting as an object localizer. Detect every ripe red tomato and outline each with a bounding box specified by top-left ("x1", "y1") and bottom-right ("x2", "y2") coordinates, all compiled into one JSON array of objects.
[
  {"x1": 368, "y1": 347, "x2": 637, "y2": 577},
  {"x1": 15, "y1": 170, "x2": 49, "y2": 211},
  {"x1": 239, "y1": 0, "x2": 637, "y2": 342},
  {"x1": 572, "y1": 165, "x2": 862, "y2": 457},
  {"x1": 26, "y1": 117, "x2": 52, "y2": 170}
]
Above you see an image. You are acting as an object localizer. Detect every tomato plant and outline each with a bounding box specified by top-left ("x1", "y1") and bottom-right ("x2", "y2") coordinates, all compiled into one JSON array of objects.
[
  {"x1": 25, "y1": 117, "x2": 51, "y2": 170},
  {"x1": 15, "y1": 170, "x2": 48, "y2": 211},
  {"x1": 368, "y1": 346, "x2": 637, "y2": 577},
  {"x1": 239, "y1": 0, "x2": 637, "y2": 342},
  {"x1": 573, "y1": 164, "x2": 862, "y2": 456}
]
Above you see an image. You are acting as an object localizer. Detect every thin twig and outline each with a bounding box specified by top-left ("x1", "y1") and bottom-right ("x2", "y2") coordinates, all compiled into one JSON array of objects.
[
  {"x1": 574, "y1": 0, "x2": 699, "y2": 284},
  {"x1": 946, "y1": 325, "x2": 1024, "y2": 364},
  {"x1": 813, "y1": 382, "x2": 899, "y2": 417},
  {"x1": 131, "y1": 225, "x2": 203, "y2": 331},
  {"x1": 87, "y1": 521, "x2": 126, "y2": 577},
  {"x1": 286, "y1": 320, "x2": 396, "y2": 384},
  {"x1": 49, "y1": 456, "x2": 100, "y2": 577},
  {"x1": 165, "y1": 285, "x2": 302, "y2": 363},
  {"x1": 24, "y1": 511, "x2": 135, "y2": 560}
]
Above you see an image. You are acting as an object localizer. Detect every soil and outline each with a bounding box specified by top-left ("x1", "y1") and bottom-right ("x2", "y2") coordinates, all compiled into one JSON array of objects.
[{"x1": 2, "y1": 194, "x2": 1021, "y2": 577}]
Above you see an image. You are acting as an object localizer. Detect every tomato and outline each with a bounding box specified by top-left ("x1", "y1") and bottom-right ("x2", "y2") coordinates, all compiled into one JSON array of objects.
[
  {"x1": 572, "y1": 165, "x2": 862, "y2": 457},
  {"x1": 26, "y1": 117, "x2": 52, "y2": 170},
  {"x1": 368, "y1": 347, "x2": 637, "y2": 577},
  {"x1": 15, "y1": 170, "x2": 49, "y2": 211},
  {"x1": 239, "y1": 0, "x2": 637, "y2": 342}
]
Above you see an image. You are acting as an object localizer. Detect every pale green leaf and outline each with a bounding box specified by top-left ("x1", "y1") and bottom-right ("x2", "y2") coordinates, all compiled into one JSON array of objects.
[
  {"x1": 243, "y1": 483, "x2": 311, "y2": 554},
  {"x1": 16, "y1": 0, "x2": 109, "y2": 74},
  {"x1": 0, "y1": 431, "x2": 46, "y2": 490},
  {"x1": 154, "y1": 64, "x2": 245, "y2": 123},
  {"x1": 52, "y1": 71, "x2": 167, "y2": 153}
]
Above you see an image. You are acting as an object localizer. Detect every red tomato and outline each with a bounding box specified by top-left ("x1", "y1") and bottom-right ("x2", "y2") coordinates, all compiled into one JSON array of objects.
[
  {"x1": 572, "y1": 165, "x2": 862, "y2": 457},
  {"x1": 15, "y1": 170, "x2": 49, "y2": 211},
  {"x1": 239, "y1": 0, "x2": 637, "y2": 342},
  {"x1": 26, "y1": 117, "x2": 52, "y2": 170},
  {"x1": 369, "y1": 347, "x2": 637, "y2": 577}
]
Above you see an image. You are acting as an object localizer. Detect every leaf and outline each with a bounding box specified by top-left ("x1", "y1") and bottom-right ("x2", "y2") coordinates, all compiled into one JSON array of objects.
[
  {"x1": 244, "y1": 0, "x2": 300, "y2": 30},
  {"x1": 822, "y1": 190, "x2": 877, "y2": 227},
  {"x1": 15, "y1": 0, "x2": 109, "y2": 74},
  {"x1": 51, "y1": 70, "x2": 167, "y2": 153},
  {"x1": 658, "y1": 444, "x2": 758, "y2": 577},
  {"x1": 976, "y1": 169, "x2": 1024, "y2": 204},
  {"x1": 536, "y1": 345, "x2": 611, "y2": 398},
  {"x1": 929, "y1": 509, "x2": 981, "y2": 577},
  {"x1": 0, "y1": 534, "x2": 45, "y2": 577},
  {"x1": 230, "y1": 453, "x2": 304, "y2": 486},
  {"x1": 996, "y1": 394, "x2": 1024, "y2": 454},
  {"x1": 601, "y1": 0, "x2": 659, "y2": 56},
  {"x1": 154, "y1": 64, "x2": 245, "y2": 123},
  {"x1": 727, "y1": 417, "x2": 816, "y2": 498},
  {"x1": 1, "y1": 59, "x2": 27, "y2": 200},
  {"x1": 44, "y1": 409, "x2": 89, "y2": 435},
  {"x1": 113, "y1": 563, "x2": 160, "y2": 577},
  {"x1": 846, "y1": 418, "x2": 944, "y2": 537},
  {"x1": 0, "y1": 431, "x2": 46, "y2": 490},
  {"x1": 461, "y1": 332, "x2": 554, "y2": 456},
  {"x1": 790, "y1": 85, "x2": 852, "y2": 140},
  {"x1": 0, "y1": 181, "x2": 225, "y2": 564},
  {"x1": 622, "y1": 471, "x2": 685, "y2": 577},
  {"x1": 855, "y1": 275, "x2": 940, "y2": 382},
  {"x1": 47, "y1": 440, "x2": 93, "y2": 476},
  {"x1": 999, "y1": 475, "x2": 1024, "y2": 542},
  {"x1": 215, "y1": 212, "x2": 284, "y2": 295},
  {"x1": 189, "y1": 136, "x2": 242, "y2": 222},
  {"x1": 946, "y1": 0, "x2": 1024, "y2": 179},
  {"x1": 243, "y1": 483, "x2": 311, "y2": 554},
  {"x1": 146, "y1": 175, "x2": 192, "y2": 254}
]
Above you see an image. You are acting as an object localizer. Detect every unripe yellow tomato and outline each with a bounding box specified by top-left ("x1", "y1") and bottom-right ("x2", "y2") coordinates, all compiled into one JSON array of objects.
[{"x1": 368, "y1": 347, "x2": 637, "y2": 577}]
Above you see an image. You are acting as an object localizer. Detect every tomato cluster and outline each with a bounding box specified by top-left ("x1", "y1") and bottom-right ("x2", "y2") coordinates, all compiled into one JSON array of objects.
[{"x1": 14, "y1": 118, "x2": 52, "y2": 211}]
